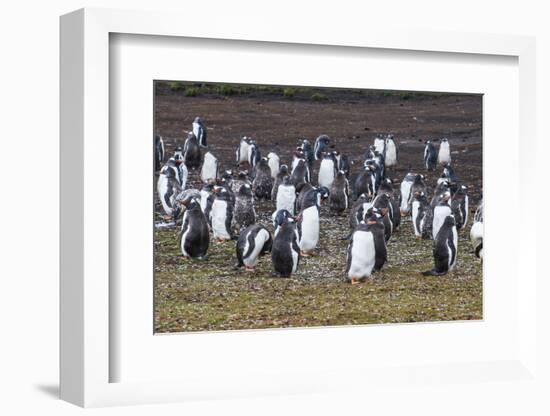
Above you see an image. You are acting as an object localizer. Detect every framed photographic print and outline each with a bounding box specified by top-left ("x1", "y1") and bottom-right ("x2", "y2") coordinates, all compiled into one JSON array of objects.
[{"x1": 60, "y1": 7, "x2": 539, "y2": 408}]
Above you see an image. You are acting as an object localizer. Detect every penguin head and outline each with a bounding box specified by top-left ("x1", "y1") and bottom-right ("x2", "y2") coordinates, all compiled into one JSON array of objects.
[
  {"x1": 273, "y1": 209, "x2": 292, "y2": 228},
  {"x1": 318, "y1": 186, "x2": 330, "y2": 200},
  {"x1": 238, "y1": 183, "x2": 253, "y2": 197},
  {"x1": 194, "y1": 116, "x2": 202, "y2": 123},
  {"x1": 441, "y1": 138, "x2": 448, "y2": 143},
  {"x1": 279, "y1": 164, "x2": 289, "y2": 174}
]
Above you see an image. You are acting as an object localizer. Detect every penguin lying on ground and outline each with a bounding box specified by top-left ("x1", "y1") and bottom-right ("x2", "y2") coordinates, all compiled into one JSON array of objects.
[
  {"x1": 235, "y1": 224, "x2": 272, "y2": 272},
  {"x1": 422, "y1": 215, "x2": 458, "y2": 276},
  {"x1": 424, "y1": 140, "x2": 437, "y2": 171},
  {"x1": 233, "y1": 184, "x2": 256, "y2": 232},
  {"x1": 192, "y1": 117, "x2": 207, "y2": 148},
  {"x1": 271, "y1": 216, "x2": 301, "y2": 277},
  {"x1": 178, "y1": 197, "x2": 210, "y2": 260}
]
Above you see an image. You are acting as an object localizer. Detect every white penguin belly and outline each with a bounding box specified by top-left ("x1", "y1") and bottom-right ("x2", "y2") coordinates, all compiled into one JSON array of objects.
[
  {"x1": 374, "y1": 139, "x2": 385, "y2": 153},
  {"x1": 238, "y1": 142, "x2": 249, "y2": 163},
  {"x1": 385, "y1": 142, "x2": 397, "y2": 166},
  {"x1": 450, "y1": 226, "x2": 458, "y2": 270},
  {"x1": 200, "y1": 190, "x2": 210, "y2": 213},
  {"x1": 291, "y1": 157, "x2": 300, "y2": 173},
  {"x1": 290, "y1": 242, "x2": 299, "y2": 273},
  {"x1": 200, "y1": 158, "x2": 216, "y2": 183},
  {"x1": 318, "y1": 160, "x2": 335, "y2": 189},
  {"x1": 412, "y1": 201, "x2": 421, "y2": 236},
  {"x1": 299, "y1": 207, "x2": 319, "y2": 251},
  {"x1": 400, "y1": 180, "x2": 413, "y2": 213},
  {"x1": 438, "y1": 143, "x2": 451, "y2": 164},
  {"x1": 276, "y1": 186, "x2": 296, "y2": 215},
  {"x1": 157, "y1": 175, "x2": 172, "y2": 215},
  {"x1": 211, "y1": 200, "x2": 231, "y2": 239},
  {"x1": 243, "y1": 229, "x2": 268, "y2": 267},
  {"x1": 192, "y1": 122, "x2": 200, "y2": 140},
  {"x1": 267, "y1": 155, "x2": 279, "y2": 179},
  {"x1": 348, "y1": 231, "x2": 376, "y2": 279},
  {"x1": 432, "y1": 206, "x2": 451, "y2": 239},
  {"x1": 180, "y1": 212, "x2": 191, "y2": 256}
]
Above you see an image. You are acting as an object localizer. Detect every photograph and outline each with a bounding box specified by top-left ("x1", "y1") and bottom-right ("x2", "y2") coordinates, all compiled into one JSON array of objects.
[{"x1": 153, "y1": 81, "x2": 483, "y2": 333}]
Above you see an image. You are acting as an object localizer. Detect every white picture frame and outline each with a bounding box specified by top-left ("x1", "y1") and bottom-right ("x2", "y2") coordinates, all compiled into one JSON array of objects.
[{"x1": 60, "y1": 7, "x2": 538, "y2": 408}]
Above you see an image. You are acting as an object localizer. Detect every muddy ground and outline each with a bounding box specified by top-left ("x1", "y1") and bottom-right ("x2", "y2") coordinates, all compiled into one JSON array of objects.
[{"x1": 154, "y1": 82, "x2": 482, "y2": 333}]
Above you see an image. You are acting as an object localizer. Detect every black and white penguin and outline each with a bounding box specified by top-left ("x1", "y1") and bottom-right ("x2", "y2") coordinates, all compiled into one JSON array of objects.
[
  {"x1": 178, "y1": 197, "x2": 210, "y2": 259},
  {"x1": 399, "y1": 172, "x2": 416, "y2": 216},
  {"x1": 298, "y1": 139, "x2": 314, "y2": 169},
  {"x1": 267, "y1": 152, "x2": 280, "y2": 179},
  {"x1": 442, "y1": 163, "x2": 459, "y2": 194},
  {"x1": 336, "y1": 153, "x2": 351, "y2": 178},
  {"x1": 318, "y1": 152, "x2": 337, "y2": 189},
  {"x1": 470, "y1": 199, "x2": 483, "y2": 260},
  {"x1": 365, "y1": 153, "x2": 385, "y2": 190},
  {"x1": 236, "y1": 136, "x2": 251, "y2": 165},
  {"x1": 271, "y1": 216, "x2": 300, "y2": 277},
  {"x1": 407, "y1": 174, "x2": 427, "y2": 208},
  {"x1": 157, "y1": 160, "x2": 183, "y2": 219},
  {"x1": 354, "y1": 165, "x2": 376, "y2": 201},
  {"x1": 252, "y1": 157, "x2": 273, "y2": 199},
  {"x1": 233, "y1": 183, "x2": 256, "y2": 232},
  {"x1": 422, "y1": 215, "x2": 458, "y2": 276},
  {"x1": 192, "y1": 117, "x2": 207, "y2": 148},
  {"x1": 276, "y1": 175, "x2": 296, "y2": 216},
  {"x1": 171, "y1": 147, "x2": 188, "y2": 188},
  {"x1": 411, "y1": 191, "x2": 433, "y2": 239},
  {"x1": 206, "y1": 187, "x2": 235, "y2": 242},
  {"x1": 183, "y1": 132, "x2": 202, "y2": 171},
  {"x1": 423, "y1": 140, "x2": 437, "y2": 171},
  {"x1": 373, "y1": 135, "x2": 386, "y2": 155},
  {"x1": 329, "y1": 170, "x2": 349, "y2": 215},
  {"x1": 363, "y1": 145, "x2": 376, "y2": 161},
  {"x1": 430, "y1": 180, "x2": 451, "y2": 208},
  {"x1": 348, "y1": 193, "x2": 373, "y2": 236},
  {"x1": 273, "y1": 209, "x2": 293, "y2": 237},
  {"x1": 295, "y1": 182, "x2": 314, "y2": 213},
  {"x1": 451, "y1": 185, "x2": 469, "y2": 229},
  {"x1": 432, "y1": 191, "x2": 452, "y2": 240},
  {"x1": 438, "y1": 137, "x2": 451, "y2": 165},
  {"x1": 155, "y1": 135, "x2": 165, "y2": 171},
  {"x1": 371, "y1": 193, "x2": 394, "y2": 242},
  {"x1": 271, "y1": 164, "x2": 289, "y2": 201},
  {"x1": 199, "y1": 183, "x2": 215, "y2": 213},
  {"x1": 346, "y1": 210, "x2": 387, "y2": 284},
  {"x1": 314, "y1": 135, "x2": 330, "y2": 160},
  {"x1": 200, "y1": 151, "x2": 218, "y2": 183},
  {"x1": 290, "y1": 158, "x2": 310, "y2": 188},
  {"x1": 384, "y1": 135, "x2": 398, "y2": 167},
  {"x1": 235, "y1": 224, "x2": 272, "y2": 272},
  {"x1": 296, "y1": 188, "x2": 322, "y2": 256},
  {"x1": 248, "y1": 140, "x2": 261, "y2": 173},
  {"x1": 377, "y1": 178, "x2": 401, "y2": 231}
]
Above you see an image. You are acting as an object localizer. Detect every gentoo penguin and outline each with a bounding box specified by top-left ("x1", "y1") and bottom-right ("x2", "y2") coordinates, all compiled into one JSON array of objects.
[
  {"x1": 291, "y1": 148, "x2": 306, "y2": 173},
  {"x1": 432, "y1": 191, "x2": 452, "y2": 240},
  {"x1": 295, "y1": 182, "x2": 314, "y2": 213},
  {"x1": 157, "y1": 160, "x2": 183, "y2": 218},
  {"x1": 373, "y1": 135, "x2": 386, "y2": 155},
  {"x1": 348, "y1": 193, "x2": 373, "y2": 236},
  {"x1": 247, "y1": 140, "x2": 261, "y2": 173},
  {"x1": 318, "y1": 152, "x2": 337, "y2": 189},
  {"x1": 183, "y1": 132, "x2": 202, "y2": 170},
  {"x1": 399, "y1": 172, "x2": 416, "y2": 215},
  {"x1": 451, "y1": 185, "x2": 469, "y2": 229},
  {"x1": 407, "y1": 174, "x2": 427, "y2": 208},
  {"x1": 236, "y1": 224, "x2": 273, "y2": 272},
  {"x1": 271, "y1": 164, "x2": 289, "y2": 201},
  {"x1": 329, "y1": 170, "x2": 349, "y2": 215},
  {"x1": 276, "y1": 176, "x2": 296, "y2": 216},
  {"x1": 298, "y1": 139, "x2": 314, "y2": 169},
  {"x1": 424, "y1": 140, "x2": 437, "y2": 171},
  {"x1": 384, "y1": 135, "x2": 398, "y2": 167},
  {"x1": 346, "y1": 210, "x2": 387, "y2": 284},
  {"x1": 313, "y1": 135, "x2": 330, "y2": 160},
  {"x1": 470, "y1": 199, "x2": 483, "y2": 260},
  {"x1": 377, "y1": 178, "x2": 401, "y2": 231},
  {"x1": 267, "y1": 152, "x2": 280, "y2": 179},
  {"x1": 430, "y1": 180, "x2": 451, "y2": 208},
  {"x1": 422, "y1": 215, "x2": 458, "y2": 276},
  {"x1": 438, "y1": 138, "x2": 451, "y2": 165},
  {"x1": 337, "y1": 153, "x2": 351, "y2": 178},
  {"x1": 365, "y1": 153, "x2": 385, "y2": 190},
  {"x1": 233, "y1": 183, "x2": 256, "y2": 232},
  {"x1": 155, "y1": 135, "x2": 165, "y2": 171},
  {"x1": 364, "y1": 145, "x2": 376, "y2": 161},
  {"x1": 442, "y1": 163, "x2": 459, "y2": 193},
  {"x1": 236, "y1": 136, "x2": 251, "y2": 165},
  {"x1": 230, "y1": 170, "x2": 251, "y2": 194},
  {"x1": 171, "y1": 148, "x2": 188, "y2": 188},
  {"x1": 354, "y1": 165, "x2": 376, "y2": 200},
  {"x1": 290, "y1": 158, "x2": 310, "y2": 189},
  {"x1": 273, "y1": 209, "x2": 293, "y2": 237},
  {"x1": 372, "y1": 193, "x2": 394, "y2": 242},
  {"x1": 178, "y1": 197, "x2": 210, "y2": 259},
  {"x1": 296, "y1": 188, "x2": 322, "y2": 256},
  {"x1": 200, "y1": 151, "x2": 218, "y2": 183},
  {"x1": 411, "y1": 191, "x2": 433, "y2": 239},
  {"x1": 271, "y1": 216, "x2": 300, "y2": 277},
  {"x1": 192, "y1": 116, "x2": 207, "y2": 148},
  {"x1": 207, "y1": 187, "x2": 235, "y2": 242},
  {"x1": 199, "y1": 183, "x2": 215, "y2": 213},
  {"x1": 252, "y1": 157, "x2": 273, "y2": 199}
]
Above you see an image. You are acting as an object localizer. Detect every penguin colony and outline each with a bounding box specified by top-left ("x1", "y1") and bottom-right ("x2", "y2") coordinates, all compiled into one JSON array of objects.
[{"x1": 157, "y1": 120, "x2": 482, "y2": 282}]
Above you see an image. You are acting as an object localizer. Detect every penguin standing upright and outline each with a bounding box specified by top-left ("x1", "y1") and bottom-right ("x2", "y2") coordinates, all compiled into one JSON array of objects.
[
  {"x1": 236, "y1": 136, "x2": 251, "y2": 165},
  {"x1": 155, "y1": 135, "x2": 165, "y2": 171},
  {"x1": 424, "y1": 140, "x2": 437, "y2": 171},
  {"x1": 207, "y1": 187, "x2": 235, "y2": 242},
  {"x1": 295, "y1": 182, "x2": 314, "y2": 213},
  {"x1": 378, "y1": 178, "x2": 401, "y2": 231},
  {"x1": 372, "y1": 194, "x2": 394, "y2": 242},
  {"x1": 272, "y1": 209, "x2": 293, "y2": 237},
  {"x1": 235, "y1": 224, "x2": 272, "y2": 272},
  {"x1": 252, "y1": 157, "x2": 273, "y2": 199},
  {"x1": 432, "y1": 191, "x2": 452, "y2": 239},
  {"x1": 178, "y1": 197, "x2": 210, "y2": 259},
  {"x1": 399, "y1": 172, "x2": 416, "y2": 216},
  {"x1": 354, "y1": 165, "x2": 376, "y2": 200},
  {"x1": 296, "y1": 188, "x2": 322, "y2": 256},
  {"x1": 337, "y1": 153, "x2": 351, "y2": 178},
  {"x1": 183, "y1": 132, "x2": 202, "y2": 170},
  {"x1": 411, "y1": 191, "x2": 433, "y2": 239},
  {"x1": 199, "y1": 183, "x2": 215, "y2": 213},
  {"x1": 422, "y1": 215, "x2": 458, "y2": 276},
  {"x1": 271, "y1": 164, "x2": 289, "y2": 201},
  {"x1": 291, "y1": 148, "x2": 305, "y2": 173},
  {"x1": 271, "y1": 217, "x2": 300, "y2": 277},
  {"x1": 318, "y1": 152, "x2": 337, "y2": 189},
  {"x1": 431, "y1": 180, "x2": 451, "y2": 208},
  {"x1": 346, "y1": 209, "x2": 387, "y2": 284},
  {"x1": 192, "y1": 117, "x2": 207, "y2": 148},
  {"x1": 267, "y1": 152, "x2": 280, "y2": 179},
  {"x1": 329, "y1": 170, "x2": 349, "y2": 215},
  {"x1": 407, "y1": 174, "x2": 427, "y2": 208},
  {"x1": 248, "y1": 140, "x2": 261, "y2": 173},
  {"x1": 373, "y1": 135, "x2": 386, "y2": 155},
  {"x1": 384, "y1": 135, "x2": 398, "y2": 167},
  {"x1": 200, "y1": 151, "x2": 218, "y2": 183},
  {"x1": 298, "y1": 139, "x2": 314, "y2": 169},
  {"x1": 157, "y1": 160, "x2": 183, "y2": 219},
  {"x1": 451, "y1": 185, "x2": 469, "y2": 229},
  {"x1": 230, "y1": 170, "x2": 251, "y2": 194},
  {"x1": 172, "y1": 147, "x2": 188, "y2": 188},
  {"x1": 233, "y1": 183, "x2": 256, "y2": 232},
  {"x1": 438, "y1": 138, "x2": 451, "y2": 165},
  {"x1": 290, "y1": 158, "x2": 310, "y2": 189},
  {"x1": 276, "y1": 176, "x2": 297, "y2": 216},
  {"x1": 313, "y1": 135, "x2": 330, "y2": 160},
  {"x1": 348, "y1": 193, "x2": 373, "y2": 236},
  {"x1": 470, "y1": 199, "x2": 483, "y2": 260}
]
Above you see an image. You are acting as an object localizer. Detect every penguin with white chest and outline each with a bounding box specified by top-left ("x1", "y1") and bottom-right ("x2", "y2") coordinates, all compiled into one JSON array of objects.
[
  {"x1": 233, "y1": 184, "x2": 256, "y2": 232},
  {"x1": 206, "y1": 187, "x2": 235, "y2": 242},
  {"x1": 399, "y1": 172, "x2": 416, "y2": 216},
  {"x1": 346, "y1": 210, "x2": 387, "y2": 284},
  {"x1": 272, "y1": 164, "x2": 289, "y2": 201},
  {"x1": 267, "y1": 152, "x2": 280, "y2": 179},
  {"x1": 178, "y1": 198, "x2": 210, "y2": 260},
  {"x1": 411, "y1": 191, "x2": 433, "y2": 239},
  {"x1": 422, "y1": 215, "x2": 458, "y2": 276},
  {"x1": 157, "y1": 160, "x2": 182, "y2": 219},
  {"x1": 192, "y1": 117, "x2": 207, "y2": 148},
  {"x1": 236, "y1": 137, "x2": 251, "y2": 165},
  {"x1": 276, "y1": 176, "x2": 296, "y2": 216},
  {"x1": 384, "y1": 135, "x2": 398, "y2": 167},
  {"x1": 424, "y1": 140, "x2": 437, "y2": 171},
  {"x1": 236, "y1": 224, "x2": 272, "y2": 272},
  {"x1": 271, "y1": 217, "x2": 301, "y2": 277},
  {"x1": 432, "y1": 191, "x2": 452, "y2": 240},
  {"x1": 377, "y1": 178, "x2": 401, "y2": 231},
  {"x1": 318, "y1": 152, "x2": 337, "y2": 189},
  {"x1": 296, "y1": 188, "x2": 322, "y2": 256},
  {"x1": 470, "y1": 199, "x2": 483, "y2": 260},
  {"x1": 451, "y1": 185, "x2": 469, "y2": 229},
  {"x1": 200, "y1": 151, "x2": 218, "y2": 183},
  {"x1": 438, "y1": 138, "x2": 451, "y2": 165}
]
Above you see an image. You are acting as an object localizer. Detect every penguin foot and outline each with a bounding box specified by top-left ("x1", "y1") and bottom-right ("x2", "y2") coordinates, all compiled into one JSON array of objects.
[
  {"x1": 245, "y1": 266, "x2": 255, "y2": 273},
  {"x1": 163, "y1": 214, "x2": 173, "y2": 221},
  {"x1": 350, "y1": 277, "x2": 360, "y2": 285}
]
